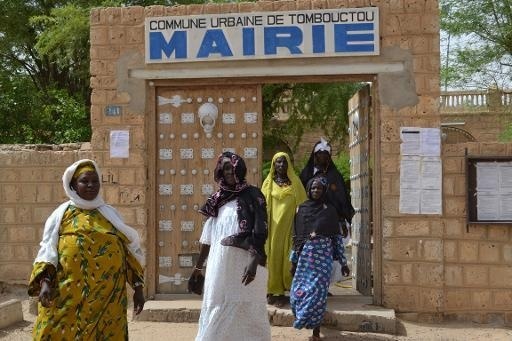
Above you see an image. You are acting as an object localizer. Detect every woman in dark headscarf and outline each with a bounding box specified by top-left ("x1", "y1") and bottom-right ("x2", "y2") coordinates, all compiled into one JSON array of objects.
[
  {"x1": 299, "y1": 138, "x2": 355, "y2": 230},
  {"x1": 191, "y1": 152, "x2": 271, "y2": 341},
  {"x1": 290, "y1": 177, "x2": 350, "y2": 341}
]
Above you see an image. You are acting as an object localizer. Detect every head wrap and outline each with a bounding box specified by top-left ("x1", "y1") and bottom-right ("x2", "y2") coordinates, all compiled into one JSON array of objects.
[
  {"x1": 72, "y1": 162, "x2": 96, "y2": 180},
  {"x1": 213, "y1": 151, "x2": 247, "y2": 190},
  {"x1": 200, "y1": 152, "x2": 249, "y2": 217},
  {"x1": 306, "y1": 176, "x2": 329, "y2": 202},
  {"x1": 261, "y1": 152, "x2": 307, "y2": 214},
  {"x1": 299, "y1": 138, "x2": 335, "y2": 187},
  {"x1": 313, "y1": 137, "x2": 331, "y2": 154},
  {"x1": 293, "y1": 176, "x2": 339, "y2": 248},
  {"x1": 63, "y1": 159, "x2": 105, "y2": 210}
]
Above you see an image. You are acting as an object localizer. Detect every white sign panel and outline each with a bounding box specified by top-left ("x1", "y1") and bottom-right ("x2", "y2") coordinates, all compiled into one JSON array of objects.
[
  {"x1": 110, "y1": 130, "x2": 129, "y2": 158},
  {"x1": 145, "y1": 8, "x2": 379, "y2": 63},
  {"x1": 399, "y1": 127, "x2": 443, "y2": 215},
  {"x1": 476, "y1": 161, "x2": 512, "y2": 220}
]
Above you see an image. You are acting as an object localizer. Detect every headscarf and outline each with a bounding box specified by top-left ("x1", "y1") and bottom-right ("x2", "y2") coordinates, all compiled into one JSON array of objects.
[
  {"x1": 200, "y1": 152, "x2": 268, "y2": 265},
  {"x1": 261, "y1": 152, "x2": 307, "y2": 216},
  {"x1": 299, "y1": 138, "x2": 334, "y2": 186},
  {"x1": 293, "y1": 177, "x2": 339, "y2": 248},
  {"x1": 34, "y1": 159, "x2": 145, "y2": 267},
  {"x1": 299, "y1": 138, "x2": 355, "y2": 224},
  {"x1": 72, "y1": 162, "x2": 96, "y2": 180},
  {"x1": 199, "y1": 152, "x2": 249, "y2": 217},
  {"x1": 313, "y1": 137, "x2": 331, "y2": 154},
  {"x1": 63, "y1": 159, "x2": 105, "y2": 210}
]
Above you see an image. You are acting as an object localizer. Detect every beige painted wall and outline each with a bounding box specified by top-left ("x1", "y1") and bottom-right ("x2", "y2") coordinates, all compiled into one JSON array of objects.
[{"x1": 1, "y1": 0, "x2": 511, "y2": 322}]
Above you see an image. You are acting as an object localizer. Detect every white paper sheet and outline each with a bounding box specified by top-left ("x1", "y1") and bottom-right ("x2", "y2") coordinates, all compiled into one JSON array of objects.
[
  {"x1": 400, "y1": 128, "x2": 421, "y2": 155},
  {"x1": 400, "y1": 156, "x2": 421, "y2": 189},
  {"x1": 399, "y1": 127, "x2": 442, "y2": 215},
  {"x1": 477, "y1": 192, "x2": 499, "y2": 220},
  {"x1": 421, "y1": 158, "x2": 442, "y2": 190},
  {"x1": 420, "y1": 189, "x2": 442, "y2": 214},
  {"x1": 399, "y1": 188, "x2": 420, "y2": 214},
  {"x1": 110, "y1": 130, "x2": 130, "y2": 158},
  {"x1": 500, "y1": 197, "x2": 512, "y2": 220},
  {"x1": 420, "y1": 128, "x2": 441, "y2": 157},
  {"x1": 476, "y1": 163, "x2": 499, "y2": 191},
  {"x1": 499, "y1": 164, "x2": 512, "y2": 193}
]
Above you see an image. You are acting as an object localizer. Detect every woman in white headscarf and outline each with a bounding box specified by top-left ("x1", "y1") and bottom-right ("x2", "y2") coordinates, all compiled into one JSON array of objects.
[{"x1": 28, "y1": 159, "x2": 145, "y2": 340}]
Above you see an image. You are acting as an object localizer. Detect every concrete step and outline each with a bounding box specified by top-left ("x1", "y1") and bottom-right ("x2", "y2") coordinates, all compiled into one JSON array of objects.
[{"x1": 135, "y1": 294, "x2": 396, "y2": 335}]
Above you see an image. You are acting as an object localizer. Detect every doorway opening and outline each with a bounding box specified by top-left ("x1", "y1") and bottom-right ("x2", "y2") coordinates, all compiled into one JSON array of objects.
[
  {"x1": 147, "y1": 76, "x2": 381, "y2": 305},
  {"x1": 261, "y1": 80, "x2": 377, "y2": 303}
]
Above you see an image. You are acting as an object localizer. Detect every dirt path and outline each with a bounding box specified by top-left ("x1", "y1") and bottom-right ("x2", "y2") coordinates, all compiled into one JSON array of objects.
[{"x1": 1, "y1": 285, "x2": 511, "y2": 340}]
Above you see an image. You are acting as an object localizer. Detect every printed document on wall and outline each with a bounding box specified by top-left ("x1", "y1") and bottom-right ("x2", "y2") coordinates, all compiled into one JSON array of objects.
[
  {"x1": 476, "y1": 161, "x2": 512, "y2": 220},
  {"x1": 110, "y1": 130, "x2": 130, "y2": 158},
  {"x1": 399, "y1": 127, "x2": 442, "y2": 214}
]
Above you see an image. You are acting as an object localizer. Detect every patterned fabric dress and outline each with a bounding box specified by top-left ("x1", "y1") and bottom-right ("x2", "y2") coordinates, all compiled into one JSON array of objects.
[
  {"x1": 28, "y1": 206, "x2": 144, "y2": 340},
  {"x1": 290, "y1": 234, "x2": 346, "y2": 329},
  {"x1": 196, "y1": 200, "x2": 271, "y2": 341}
]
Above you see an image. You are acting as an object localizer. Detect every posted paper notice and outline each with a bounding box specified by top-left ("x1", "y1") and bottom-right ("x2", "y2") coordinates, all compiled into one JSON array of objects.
[{"x1": 110, "y1": 130, "x2": 129, "y2": 158}]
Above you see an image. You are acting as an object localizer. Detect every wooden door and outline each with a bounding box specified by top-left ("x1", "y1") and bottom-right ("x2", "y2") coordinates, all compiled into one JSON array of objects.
[
  {"x1": 155, "y1": 84, "x2": 262, "y2": 293},
  {"x1": 348, "y1": 84, "x2": 373, "y2": 296}
]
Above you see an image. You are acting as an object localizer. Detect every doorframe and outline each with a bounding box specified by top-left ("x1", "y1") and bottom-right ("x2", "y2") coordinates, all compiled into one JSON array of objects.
[
  {"x1": 370, "y1": 78, "x2": 383, "y2": 305},
  {"x1": 144, "y1": 75, "x2": 382, "y2": 305}
]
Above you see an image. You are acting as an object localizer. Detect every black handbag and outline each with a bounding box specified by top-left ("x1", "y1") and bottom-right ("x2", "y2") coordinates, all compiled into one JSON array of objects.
[{"x1": 187, "y1": 273, "x2": 205, "y2": 295}]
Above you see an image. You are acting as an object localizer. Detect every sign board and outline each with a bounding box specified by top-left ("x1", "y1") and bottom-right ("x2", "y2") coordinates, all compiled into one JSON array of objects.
[
  {"x1": 467, "y1": 156, "x2": 512, "y2": 224},
  {"x1": 145, "y1": 8, "x2": 379, "y2": 63}
]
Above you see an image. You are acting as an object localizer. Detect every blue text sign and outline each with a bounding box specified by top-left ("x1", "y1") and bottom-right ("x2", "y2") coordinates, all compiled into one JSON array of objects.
[{"x1": 145, "y1": 8, "x2": 379, "y2": 63}]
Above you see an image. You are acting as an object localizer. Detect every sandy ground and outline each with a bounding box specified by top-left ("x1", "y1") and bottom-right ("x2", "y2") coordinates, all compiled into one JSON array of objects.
[{"x1": 1, "y1": 284, "x2": 511, "y2": 341}]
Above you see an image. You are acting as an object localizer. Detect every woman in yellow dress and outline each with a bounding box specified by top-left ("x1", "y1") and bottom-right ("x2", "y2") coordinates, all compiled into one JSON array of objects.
[
  {"x1": 262, "y1": 152, "x2": 307, "y2": 307},
  {"x1": 28, "y1": 159, "x2": 145, "y2": 340}
]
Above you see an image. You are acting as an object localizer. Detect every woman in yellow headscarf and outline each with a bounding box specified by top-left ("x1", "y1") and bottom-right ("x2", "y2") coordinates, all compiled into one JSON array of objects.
[{"x1": 262, "y1": 152, "x2": 307, "y2": 307}]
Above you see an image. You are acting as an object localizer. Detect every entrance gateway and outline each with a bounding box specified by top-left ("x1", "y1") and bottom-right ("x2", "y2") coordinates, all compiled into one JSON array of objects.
[
  {"x1": 141, "y1": 7, "x2": 381, "y2": 302},
  {"x1": 92, "y1": 1, "x2": 441, "y2": 311}
]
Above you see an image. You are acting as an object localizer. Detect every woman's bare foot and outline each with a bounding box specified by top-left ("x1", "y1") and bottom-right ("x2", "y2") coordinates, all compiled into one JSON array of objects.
[{"x1": 309, "y1": 326, "x2": 321, "y2": 340}]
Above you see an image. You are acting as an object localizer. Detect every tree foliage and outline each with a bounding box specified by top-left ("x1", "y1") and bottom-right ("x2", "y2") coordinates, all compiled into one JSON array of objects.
[
  {"x1": 0, "y1": 0, "x2": 96, "y2": 143},
  {"x1": 440, "y1": 0, "x2": 512, "y2": 89},
  {"x1": 1, "y1": 0, "x2": 358, "y2": 147},
  {"x1": 262, "y1": 82, "x2": 362, "y2": 153}
]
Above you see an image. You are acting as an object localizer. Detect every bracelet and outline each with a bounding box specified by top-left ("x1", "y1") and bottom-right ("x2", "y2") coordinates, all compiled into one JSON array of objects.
[
  {"x1": 133, "y1": 281, "x2": 144, "y2": 288},
  {"x1": 194, "y1": 266, "x2": 203, "y2": 271}
]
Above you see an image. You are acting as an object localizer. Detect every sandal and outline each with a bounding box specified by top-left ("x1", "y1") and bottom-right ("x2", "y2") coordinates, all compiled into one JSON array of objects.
[
  {"x1": 273, "y1": 295, "x2": 288, "y2": 308},
  {"x1": 274, "y1": 300, "x2": 285, "y2": 308},
  {"x1": 308, "y1": 336, "x2": 321, "y2": 341}
]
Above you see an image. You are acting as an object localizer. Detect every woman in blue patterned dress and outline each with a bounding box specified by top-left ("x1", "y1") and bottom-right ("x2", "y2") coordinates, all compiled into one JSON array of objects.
[{"x1": 289, "y1": 176, "x2": 350, "y2": 341}]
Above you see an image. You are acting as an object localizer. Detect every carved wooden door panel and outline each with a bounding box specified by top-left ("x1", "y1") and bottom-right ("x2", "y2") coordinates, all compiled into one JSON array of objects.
[
  {"x1": 155, "y1": 85, "x2": 262, "y2": 293},
  {"x1": 348, "y1": 84, "x2": 373, "y2": 296}
]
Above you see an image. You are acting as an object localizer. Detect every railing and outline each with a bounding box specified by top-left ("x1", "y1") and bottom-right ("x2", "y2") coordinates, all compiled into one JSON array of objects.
[{"x1": 440, "y1": 89, "x2": 512, "y2": 112}]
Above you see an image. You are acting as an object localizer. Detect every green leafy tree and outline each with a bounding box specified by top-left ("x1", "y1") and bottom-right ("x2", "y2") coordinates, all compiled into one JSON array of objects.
[
  {"x1": 1, "y1": 0, "x2": 358, "y2": 146},
  {"x1": 0, "y1": 1, "x2": 94, "y2": 143},
  {"x1": 440, "y1": 0, "x2": 512, "y2": 89},
  {"x1": 0, "y1": 0, "x2": 208, "y2": 144},
  {"x1": 262, "y1": 82, "x2": 362, "y2": 154}
]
